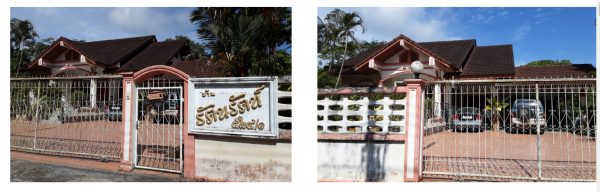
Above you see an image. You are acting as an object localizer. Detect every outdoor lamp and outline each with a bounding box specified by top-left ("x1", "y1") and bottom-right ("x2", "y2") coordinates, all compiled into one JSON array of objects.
[{"x1": 410, "y1": 61, "x2": 424, "y2": 79}]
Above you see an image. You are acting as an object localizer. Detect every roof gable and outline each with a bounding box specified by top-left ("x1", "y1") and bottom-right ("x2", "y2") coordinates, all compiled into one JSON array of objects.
[{"x1": 351, "y1": 34, "x2": 457, "y2": 71}]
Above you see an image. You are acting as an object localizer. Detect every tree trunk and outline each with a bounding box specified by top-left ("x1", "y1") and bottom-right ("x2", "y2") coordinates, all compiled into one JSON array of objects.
[
  {"x1": 334, "y1": 32, "x2": 348, "y2": 88},
  {"x1": 15, "y1": 40, "x2": 24, "y2": 77},
  {"x1": 492, "y1": 114, "x2": 500, "y2": 131}
]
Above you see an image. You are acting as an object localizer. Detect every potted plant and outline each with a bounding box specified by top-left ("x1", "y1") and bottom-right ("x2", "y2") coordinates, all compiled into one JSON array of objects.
[{"x1": 484, "y1": 97, "x2": 509, "y2": 131}]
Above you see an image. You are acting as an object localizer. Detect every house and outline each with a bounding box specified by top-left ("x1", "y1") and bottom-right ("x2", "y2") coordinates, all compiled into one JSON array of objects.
[
  {"x1": 26, "y1": 35, "x2": 192, "y2": 76},
  {"x1": 337, "y1": 34, "x2": 516, "y2": 88},
  {"x1": 23, "y1": 35, "x2": 220, "y2": 109},
  {"x1": 338, "y1": 34, "x2": 596, "y2": 88},
  {"x1": 515, "y1": 64, "x2": 596, "y2": 78}
]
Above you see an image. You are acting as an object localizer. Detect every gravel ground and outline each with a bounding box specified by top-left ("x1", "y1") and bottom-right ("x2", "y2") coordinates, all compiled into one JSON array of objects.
[{"x1": 10, "y1": 159, "x2": 186, "y2": 182}]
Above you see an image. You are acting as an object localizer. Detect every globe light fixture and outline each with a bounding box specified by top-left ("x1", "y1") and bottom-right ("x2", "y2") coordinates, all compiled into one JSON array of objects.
[{"x1": 410, "y1": 61, "x2": 424, "y2": 79}]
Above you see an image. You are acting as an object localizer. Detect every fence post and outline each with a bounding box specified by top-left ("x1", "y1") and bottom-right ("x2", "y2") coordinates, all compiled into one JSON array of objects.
[
  {"x1": 120, "y1": 72, "x2": 135, "y2": 171},
  {"x1": 404, "y1": 79, "x2": 425, "y2": 182},
  {"x1": 535, "y1": 83, "x2": 542, "y2": 180}
]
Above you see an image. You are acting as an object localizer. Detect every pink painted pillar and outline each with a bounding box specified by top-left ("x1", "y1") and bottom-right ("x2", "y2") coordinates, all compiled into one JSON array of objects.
[
  {"x1": 403, "y1": 79, "x2": 425, "y2": 182},
  {"x1": 182, "y1": 80, "x2": 196, "y2": 179},
  {"x1": 119, "y1": 72, "x2": 135, "y2": 171}
]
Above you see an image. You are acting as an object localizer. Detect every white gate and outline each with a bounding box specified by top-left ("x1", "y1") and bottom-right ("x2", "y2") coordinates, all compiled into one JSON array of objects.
[
  {"x1": 134, "y1": 79, "x2": 183, "y2": 173},
  {"x1": 421, "y1": 78, "x2": 596, "y2": 182}
]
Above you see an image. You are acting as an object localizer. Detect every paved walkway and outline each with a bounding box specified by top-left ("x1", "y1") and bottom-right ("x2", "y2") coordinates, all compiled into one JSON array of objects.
[{"x1": 11, "y1": 159, "x2": 186, "y2": 182}]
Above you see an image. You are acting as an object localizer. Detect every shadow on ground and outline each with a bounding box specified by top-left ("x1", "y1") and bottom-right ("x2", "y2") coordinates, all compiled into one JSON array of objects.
[{"x1": 10, "y1": 159, "x2": 186, "y2": 182}]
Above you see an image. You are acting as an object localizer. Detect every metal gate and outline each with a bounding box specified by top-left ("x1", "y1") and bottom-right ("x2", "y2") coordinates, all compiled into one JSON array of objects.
[
  {"x1": 10, "y1": 76, "x2": 123, "y2": 160},
  {"x1": 134, "y1": 79, "x2": 183, "y2": 173},
  {"x1": 421, "y1": 78, "x2": 596, "y2": 181}
]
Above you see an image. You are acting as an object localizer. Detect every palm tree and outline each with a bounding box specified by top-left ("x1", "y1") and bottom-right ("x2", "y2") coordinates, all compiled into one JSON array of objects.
[
  {"x1": 190, "y1": 8, "x2": 291, "y2": 76},
  {"x1": 324, "y1": 9, "x2": 365, "y2": 88},
  {"x1": 317, "y1": 16, "x2": 342, "y2": 72},
  {"x1": 10, "y1": 18, "x2": 38, "y2": 77}
]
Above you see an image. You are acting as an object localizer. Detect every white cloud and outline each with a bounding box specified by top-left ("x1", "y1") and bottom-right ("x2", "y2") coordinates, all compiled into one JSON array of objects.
[
  {"x1": 512, "y1": 24, "x2": 531, "y2": 41},
  {"x1": 108, "y1": 8, "x2": 169, "y2": 35},
  {"x1": 337, "y1": 7, "x2": 460, "y2": 42}
]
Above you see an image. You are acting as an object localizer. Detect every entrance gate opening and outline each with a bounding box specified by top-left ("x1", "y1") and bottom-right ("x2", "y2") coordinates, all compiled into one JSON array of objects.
[
  {"x1": 421, "y1": 78, "x2": 596, "y2": 181},
  {"x1": 133, "y1": 79, "x2": 184, "y2": 173}
]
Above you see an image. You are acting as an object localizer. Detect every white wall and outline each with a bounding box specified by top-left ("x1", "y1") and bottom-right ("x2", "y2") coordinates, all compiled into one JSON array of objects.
[
  {"x1": 195, "y1": 136, "x2": 291, "y2": 181},
  {"x1": 318, "y1": 141, "x2": 405, "y2": 181}
]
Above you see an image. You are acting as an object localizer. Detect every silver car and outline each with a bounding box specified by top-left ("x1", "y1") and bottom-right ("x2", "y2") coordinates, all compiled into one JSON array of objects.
[
  {"x1": 509, "y1": 99, "x2": 546, "y2": 134},
  {"x1": 451, "y1": 107, "x2": 483, "y2": 132}
]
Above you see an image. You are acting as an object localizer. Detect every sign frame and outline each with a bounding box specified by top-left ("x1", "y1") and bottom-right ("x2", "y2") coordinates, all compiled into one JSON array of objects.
[{"x1": 187, "y1": 77, "x2": 278, "y2": 138}]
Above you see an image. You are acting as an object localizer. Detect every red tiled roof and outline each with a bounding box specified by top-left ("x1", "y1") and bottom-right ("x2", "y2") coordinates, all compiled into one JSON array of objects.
[{"x1": 514, "y1": 64, "x2": 595, "y2": 78}]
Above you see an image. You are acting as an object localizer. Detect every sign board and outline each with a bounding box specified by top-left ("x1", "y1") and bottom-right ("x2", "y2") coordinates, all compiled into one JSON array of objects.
[{"x1": 188, "y1": 77, "x2": 278, "y2": 137}]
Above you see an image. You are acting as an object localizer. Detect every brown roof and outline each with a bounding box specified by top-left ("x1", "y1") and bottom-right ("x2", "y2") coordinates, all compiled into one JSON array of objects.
[
  {"x1": 418, "y1": 39, "x2": 476, "y2": 69},
  {"x1": 514, "y1": 64, "x2": 596, "y2": 78},
  {"x1": 460, "y1": 45, "x2": 515, "y2": 76},
  {"x1": 67, "y1": 35, "x2": 156, "y2": 65},
  {"x1": 167, "y1": 60, "x2": 222, "y2": 78},
  {"x1": 342, "y1": 44, "x2": 386, "y2": 67},
  {"x1": 117, "y1": 40, "x2": 188, "y2": 72},
  {"x1": 342, "y1": 35, "x2": 473, "y2": 70}
]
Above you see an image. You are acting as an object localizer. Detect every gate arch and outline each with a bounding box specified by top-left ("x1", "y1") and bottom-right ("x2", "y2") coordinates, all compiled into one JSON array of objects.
[{"x1": 121, "y1": 65, "x2": 195, "y2": 178}]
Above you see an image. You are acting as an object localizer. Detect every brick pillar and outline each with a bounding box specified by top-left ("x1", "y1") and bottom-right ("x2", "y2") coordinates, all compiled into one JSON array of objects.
[
  {"x1": 120, "y1": 72, "x2": 135, "y2": 171},
  {"x1": 403, "y1": 79, "x2": 425, "y2": 182}
]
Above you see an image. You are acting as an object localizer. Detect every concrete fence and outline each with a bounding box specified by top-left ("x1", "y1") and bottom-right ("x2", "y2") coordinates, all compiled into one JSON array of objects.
[{"x1": 317, "y1": 79, "x2": 425, "y2": 182}]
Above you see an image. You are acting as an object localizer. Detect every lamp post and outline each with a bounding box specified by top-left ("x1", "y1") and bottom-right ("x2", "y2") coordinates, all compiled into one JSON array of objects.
[{"x1": 410, "y1": 61, "x2": 424, "y2": 79}]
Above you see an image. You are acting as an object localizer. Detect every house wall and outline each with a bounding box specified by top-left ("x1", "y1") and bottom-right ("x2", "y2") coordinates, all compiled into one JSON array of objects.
[
  {"x1": 318, "y1": 141, "x2": 405, "y2": 181},
  {"x1": 194, "y1": 135, "x2": 291, "y2": 181},
  {"x1": 341, "y1": 73, "x2": 380, "y2": 87}
]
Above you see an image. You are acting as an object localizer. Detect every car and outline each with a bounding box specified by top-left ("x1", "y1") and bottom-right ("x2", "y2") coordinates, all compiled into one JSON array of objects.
[
  {"x1": 150, "y1": 91, "x2": 181, "y2": 124},
  {"x1": 572, "y1": 112, "x2": 596, "y2": 137},
  {"x1": 451, "y1": 107, "x2": 483, "y2": 132},
  {"x1": 105, "y1": 100, "x2": 122, "y2": 121},
  {"x1": 508, "y1": 99, "x2": 546, "y2": 134}
]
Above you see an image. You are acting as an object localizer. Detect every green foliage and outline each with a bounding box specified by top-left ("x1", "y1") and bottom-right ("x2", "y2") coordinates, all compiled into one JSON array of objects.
[
  {"x1": 347, "y1": 104, "x2": 361, "y2": 111},
  {"x1": 317, "y1": 68, "x2": 337, "y2": 88},
  {"x1": 484, "y1": 98, "x2": 509, "y2": 113},
  {"x1": 348, "y1": 94, "x2": 363, "y2": 100},
  {"x1": 368, "y1": 104, "x2": 383, "y2": 111},
  {"x1": 389, "y1": 93, "x2": 406, "y2": 100},
  {"x1": 368, "y1": 94, "x2": 383, "y2": 101},
  {"x1": 329, "y1": 105, "x2": 343, "y2": 111},
  {"x1": 524, "y1": 59, "x2": 572, "y2": 66},
  {"x1": 190, "y1": 7, "x2": 291, "y2": 77},
  {"x1": 389, "y1": 115, "x2": 404, "y2": 121},
  {"x1": 11, "y1": 18, "x2": 39, "y2": 76}
]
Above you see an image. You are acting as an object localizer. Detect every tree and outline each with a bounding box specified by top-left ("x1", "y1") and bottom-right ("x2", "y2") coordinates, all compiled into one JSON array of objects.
[
  {"x1": 524, "y1": 59, "x2": 572, "y2": 66},
  {"x1": 11, "y1": 18, "x2": 38, "y2": 76},
  {"x1": 190, "y1": 7, "x2": 291, "y2": 77},
  {"x1": 165, "y1": 35, "x2": 207, "y2": 60},
  {"x1": 323, "y1": 9, "x2": 365, "y2": 88},
  {"x1": 484, "y1": 98, "x2": 509, "y2": 131}
]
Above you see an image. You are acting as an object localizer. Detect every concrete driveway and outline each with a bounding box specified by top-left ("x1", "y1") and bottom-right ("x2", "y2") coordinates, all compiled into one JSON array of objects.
[{"x1": 10, "y1": 159, "x2": 186, "y2": 182}]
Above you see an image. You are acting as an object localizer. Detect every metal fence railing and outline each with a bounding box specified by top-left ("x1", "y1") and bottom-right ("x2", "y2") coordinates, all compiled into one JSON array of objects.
[
  {"x1": 317, "y1": 88, "x2": 407, "y2": 134},
  {"x1": 422, "y1": 78, "x2": 596, "y2": 182},
  {"x1": 10, "y1": 76, "x2": 124, "y2": 160},
  {"x1": 134, "y1": 78, "x2": 184, "y2": 173}
]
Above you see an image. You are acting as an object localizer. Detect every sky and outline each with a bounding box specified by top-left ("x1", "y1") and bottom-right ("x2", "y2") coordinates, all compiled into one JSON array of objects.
[
  {"x1": 11, "y1": 7, "x2": 199, "y2": 43},
  {"x1": 318, "y1": 7, "x2": 596, "y2": 66}
]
